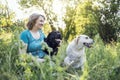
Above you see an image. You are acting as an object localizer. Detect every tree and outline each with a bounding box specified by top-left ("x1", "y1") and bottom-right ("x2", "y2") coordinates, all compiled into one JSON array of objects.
[
  {"x1": 96, "y1": 0, "x2": 120, "y2": 43},
  {"x1": 0, "y1": 1, "x2": 15, "y2": 30},
  {"x1": 63, "y1": 0, "x2": 98, "y2": 41},
  {"x1": 74, "y1": 0, "x2": 98, "y2": 38},
  {"x1": 19, "y1": 0, "x2": 57, "y2": 31},
  {"x1": 64, "y1": 6, "x2": 77, "y2": 41},
  {"x1": 63, "y1": 0, "x2": 120, "y2": 43}
]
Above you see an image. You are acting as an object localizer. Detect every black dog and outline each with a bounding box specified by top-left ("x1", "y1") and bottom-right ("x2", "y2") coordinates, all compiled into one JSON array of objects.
[{"x1": 43, "y1": 31, "x2": 62, "y2": 56}]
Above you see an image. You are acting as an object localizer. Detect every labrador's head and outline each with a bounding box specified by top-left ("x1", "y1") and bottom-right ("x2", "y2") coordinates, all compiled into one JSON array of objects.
[{"x1": 76, "y1": 35, "x2": 94, "y2": 48}]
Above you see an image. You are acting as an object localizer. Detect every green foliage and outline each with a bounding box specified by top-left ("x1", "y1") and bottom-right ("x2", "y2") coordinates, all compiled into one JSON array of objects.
[
  {"x1": 43, "y1": 22, "x2": 52, "y2": 35},
  {"x1": 0, "y1": 27, "x2": 120, "y2": 80},
  {"x1": 96, "y1": 0, "x2": 120, "y2": 43},
  {"x1": 86, "y1": 34, "x2": 120, "y2": 80},
  {"x1": 74, "y1": 0, "x2": 98, "y2": 38},
  {"x1": 0, "y1": 2, "x2": 15, "y2": 29},
  {"x1": 64, "y1": 0, "x2": 120, "y2": 43},
  {"x1": 64, "y1": 6, "x2": 77, "y2": 41},
  {"x1": 64, "y1": 0, "x2": 98, "y2": 41},
  {"x1": 41, "y1": 41, "x2": 53, "y2": 53}
]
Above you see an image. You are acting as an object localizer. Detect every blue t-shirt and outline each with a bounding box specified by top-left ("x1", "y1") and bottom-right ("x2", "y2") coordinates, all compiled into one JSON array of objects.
[{"x1": 20, "y1": 29, "x2": 46, "y2": 58}]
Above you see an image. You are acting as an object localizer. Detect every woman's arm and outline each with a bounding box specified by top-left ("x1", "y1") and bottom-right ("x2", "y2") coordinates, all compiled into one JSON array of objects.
[
  {"x1": 20, "y1": 30, "x2": 29, "y2": 44},
  {"x1": 19, "y1": 30, "x2": 29, "y2": 54},
  {"x1": 19, "y1": 40, "x2": 28, "y2": 54}
]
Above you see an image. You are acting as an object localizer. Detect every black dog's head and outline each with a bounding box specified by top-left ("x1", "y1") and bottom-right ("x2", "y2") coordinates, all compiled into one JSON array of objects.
[
  {"x1": 45, "y1": 31, "x2": 62, "y2": 48},
  {"x1": 44, "y1": 31, "x2": 62, "y2": 56}
]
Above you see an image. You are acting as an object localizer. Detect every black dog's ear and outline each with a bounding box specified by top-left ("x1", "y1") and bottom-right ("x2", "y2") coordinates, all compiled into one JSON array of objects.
[
  {"x1": 47, "y1": 33, "x2": 51, "y2": 39},
  {"x1": 47, "y1": 32, "x2": 52, "y2": 37},
  {"x1": 47, "y1": 32, "x2": 54, "y2": 40}
]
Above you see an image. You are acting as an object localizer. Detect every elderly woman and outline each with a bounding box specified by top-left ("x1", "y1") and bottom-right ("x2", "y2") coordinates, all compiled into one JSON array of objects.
[{"x1": 20, "y1": 13, "x2": 46, "y2": 62}]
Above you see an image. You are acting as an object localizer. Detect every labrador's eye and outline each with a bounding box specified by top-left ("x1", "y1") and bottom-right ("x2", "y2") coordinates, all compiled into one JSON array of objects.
[{"x1": 85, "y1": 37, "x2": 89, "y2": 39}]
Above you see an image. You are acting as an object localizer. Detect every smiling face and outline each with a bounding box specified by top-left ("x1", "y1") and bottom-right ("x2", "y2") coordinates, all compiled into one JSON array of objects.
[
  {"x1": 27, "y1": 13, "x2": 45, "y2": 30},
  {"x1": 77, "y1": 35, "x2": 94, "y2": 48},
  {"x1": 35, "y1": 16, "x2": 45, "y2": 29}
]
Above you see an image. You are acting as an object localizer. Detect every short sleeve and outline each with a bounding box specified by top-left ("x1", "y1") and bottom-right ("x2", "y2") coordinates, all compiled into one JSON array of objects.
[
  {"x1": 43, "y1": 32, "x2": 46, "y2": 38},
  {"x1": 20, "y1": 30, "x2": 29, "y2": 44},
  {"x1": 39, "y1": 30, "x2": 46, "y2": 38}
]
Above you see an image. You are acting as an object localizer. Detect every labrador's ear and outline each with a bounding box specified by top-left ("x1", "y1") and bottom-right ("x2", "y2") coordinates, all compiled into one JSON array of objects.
[{"x1": 76, "y1": 36, "x2": 80, "y2": 45}]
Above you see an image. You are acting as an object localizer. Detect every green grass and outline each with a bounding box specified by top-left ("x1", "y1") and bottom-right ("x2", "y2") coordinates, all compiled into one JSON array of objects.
[{"x1": 0, "y1": 32, "x2": 120, "y2": 80}]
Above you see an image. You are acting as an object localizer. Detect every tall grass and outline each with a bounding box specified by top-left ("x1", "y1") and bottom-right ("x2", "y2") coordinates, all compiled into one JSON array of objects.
[{"x1": 0, "y1": 29, "x2": 120, "y2": 80}]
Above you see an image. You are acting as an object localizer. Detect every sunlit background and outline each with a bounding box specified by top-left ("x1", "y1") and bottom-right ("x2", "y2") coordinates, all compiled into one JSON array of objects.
[{"x1": 1, "y1": 0, "x2": 66, "y2": 29}]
